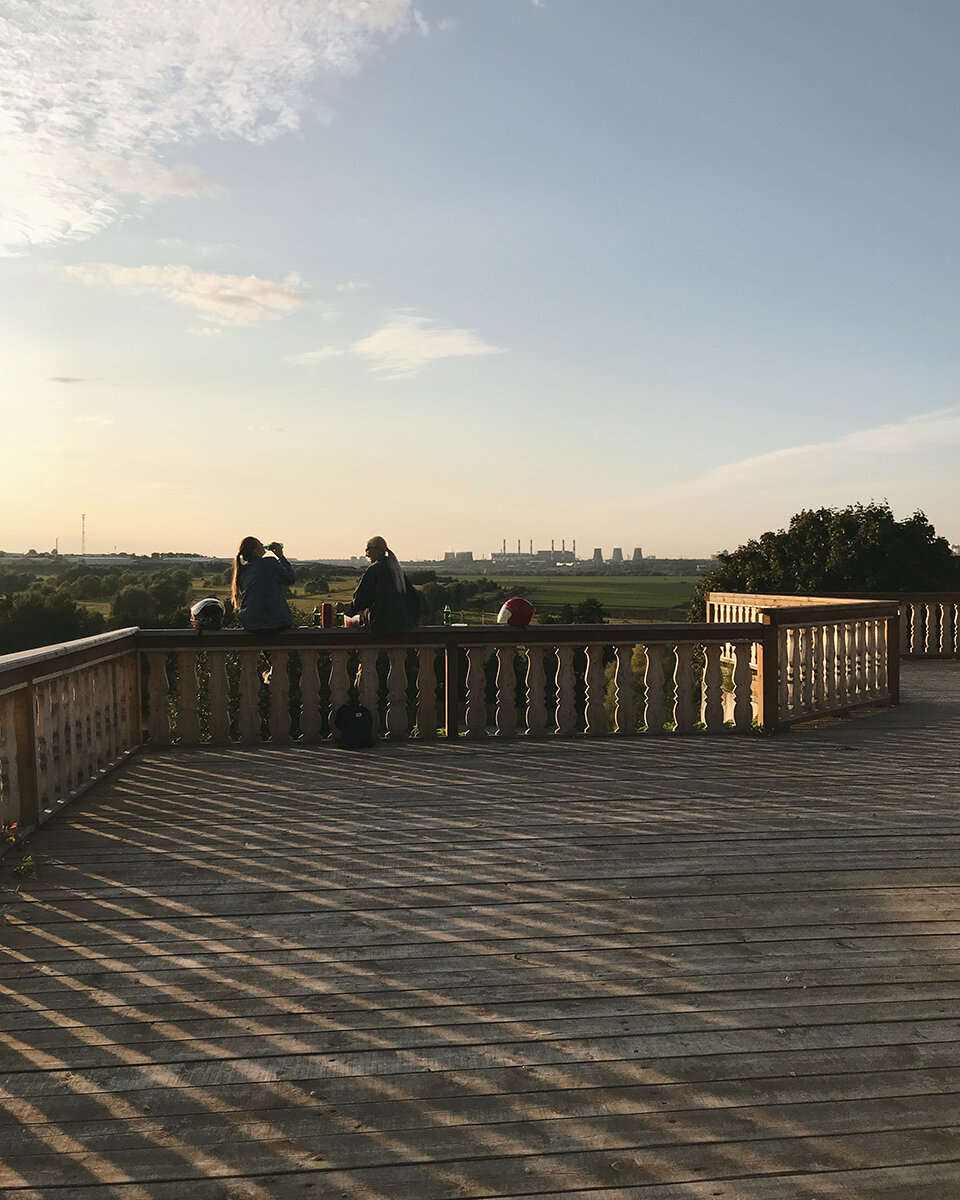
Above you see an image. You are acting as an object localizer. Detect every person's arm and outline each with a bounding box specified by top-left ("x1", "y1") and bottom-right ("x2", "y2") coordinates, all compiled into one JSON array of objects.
[
  {"x1": 268, "y1": 547, "x2": 295, "y2": 584},
  {"x1": 344, "y1": 564, "x2": 377, "y2": 617}
]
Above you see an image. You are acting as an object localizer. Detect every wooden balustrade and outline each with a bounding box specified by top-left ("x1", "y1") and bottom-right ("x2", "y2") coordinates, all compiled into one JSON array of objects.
[
  {"x1": 709, "y1": 591, "x2": 960, "y2": 659},
  {"x1": 135, "y1": 624, "x2": 768, "y2": 747},
  {"x1": 0, "y1": 598, "x2": 909, "y2": 838},
  {"x1": 0, "y1": 631, "x2": 140, "y2": 837},
  {"x1": 709, "y1": 593, "x2": 900, "y2": 725}
]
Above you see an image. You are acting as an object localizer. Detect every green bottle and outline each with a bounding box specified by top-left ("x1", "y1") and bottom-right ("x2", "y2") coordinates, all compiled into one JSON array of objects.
[
  {"x1": 313, "y1": 605, "x2": 322, "y2": 627},
  {"x1": 442, "y1": 604, "x2": 453, "y2": 626}
]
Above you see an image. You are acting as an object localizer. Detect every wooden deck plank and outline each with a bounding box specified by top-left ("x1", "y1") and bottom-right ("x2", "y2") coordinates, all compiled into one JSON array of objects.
[{"x1": 1, "y1": 661, "x2": 959, "y2": 1195}]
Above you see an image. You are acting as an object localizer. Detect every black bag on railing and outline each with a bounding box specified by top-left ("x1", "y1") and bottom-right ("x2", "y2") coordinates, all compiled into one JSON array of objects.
[{"x1": 334, "y1": 703, "x2": 376, "y2": 749}]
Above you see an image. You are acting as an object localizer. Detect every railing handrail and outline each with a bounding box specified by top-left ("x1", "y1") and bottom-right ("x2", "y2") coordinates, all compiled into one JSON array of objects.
[
  {"x1": 134, "y1": 621, "x2": 767, "y2": 651},
  {"x1": 0, "y1": 629, "x2": 139, "y2": 692}
]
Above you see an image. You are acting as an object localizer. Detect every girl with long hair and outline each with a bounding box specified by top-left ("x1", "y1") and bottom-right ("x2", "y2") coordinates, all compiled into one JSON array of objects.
[{"x1": 231, "y1": 537, "x2": 295, "y2": 631}]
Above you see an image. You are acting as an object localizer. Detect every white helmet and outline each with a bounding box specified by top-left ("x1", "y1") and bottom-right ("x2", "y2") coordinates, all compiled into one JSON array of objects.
[{"x1": 190, "y1": 597, "x2": 225, "y2": 630}]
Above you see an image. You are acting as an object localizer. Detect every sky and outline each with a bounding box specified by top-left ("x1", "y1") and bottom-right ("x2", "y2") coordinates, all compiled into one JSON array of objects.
[{"x1": 2, "y1": 0, "x2": 959, "y2": 560}]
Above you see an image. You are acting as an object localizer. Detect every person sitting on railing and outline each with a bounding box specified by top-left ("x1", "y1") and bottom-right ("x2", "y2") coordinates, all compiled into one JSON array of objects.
[
  {"x1": 338, "y1": 536, "x2": 420, "y2": 634},
  {"x1": 231, "y1": 537, "x2": 295, "y2": 632}
]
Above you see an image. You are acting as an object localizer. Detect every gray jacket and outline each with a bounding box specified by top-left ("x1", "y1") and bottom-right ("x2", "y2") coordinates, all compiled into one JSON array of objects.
[{"x1": 237, "y1": 554, "x2": 295, "y2": 630}]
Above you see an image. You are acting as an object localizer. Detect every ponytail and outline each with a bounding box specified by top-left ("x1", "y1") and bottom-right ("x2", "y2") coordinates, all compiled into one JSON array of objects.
[{"x1": 232, "y1": 536, "x2": 261, "y2": 609}]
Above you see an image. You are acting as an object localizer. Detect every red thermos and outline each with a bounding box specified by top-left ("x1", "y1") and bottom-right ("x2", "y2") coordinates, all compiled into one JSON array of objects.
[{"x1": 320, "y1": 602, "x2": 333, "y2": 629}]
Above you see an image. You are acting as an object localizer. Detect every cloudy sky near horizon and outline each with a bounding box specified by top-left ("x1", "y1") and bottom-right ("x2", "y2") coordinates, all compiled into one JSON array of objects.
[{"x1": 3, "y1": 0, "x2": 959, "y2": 559}]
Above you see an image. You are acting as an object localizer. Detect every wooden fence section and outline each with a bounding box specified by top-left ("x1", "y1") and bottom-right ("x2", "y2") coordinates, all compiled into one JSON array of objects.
[
  {"x1": 135, "y1": 624, "x2": 766, "y2": 747},
  {"x1": 0, "y1": 631, "x2": 140, "y2": 837},
  {"x1": 709, "y1": 590, "x2": 960, "y2": 658},
  {"x1": 1, "y1": 607, "x2": 903, "y2": 829},
  {"x1": 708, "y1": 593, "x2": 900, "y2": 727}
]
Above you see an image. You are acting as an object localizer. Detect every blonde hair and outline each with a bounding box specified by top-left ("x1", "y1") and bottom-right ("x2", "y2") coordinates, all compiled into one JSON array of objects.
[{"x1": 366, "y1": 535, "x2": 406, "y2": 593}]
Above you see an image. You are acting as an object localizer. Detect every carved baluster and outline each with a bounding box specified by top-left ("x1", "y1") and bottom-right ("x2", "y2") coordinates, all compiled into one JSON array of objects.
[
  {"x1": 856, "y1": 620, "x2": 868, "y2": 697},
  {"x1": 796, "y1": 624, "x2": 816, "y2": 705},
  {"x1": 732, "y1": 642, "x2": 754, "y2": 731},
  {"x1": 357, "y1": 649, "x2": 380, "y2": 734},
  {"x1": 495, "y1": 648, "x2": 517, "y2": 738},
  {"x1": 835, "y1": 623, "x2": 849, "y2": 707},
  {"x1": 672, "y1": 644, "x2": 695, "y2": 733},
  {"x1": 555, "y1": 644, "x2": 577, "y2": 736},
  {"x1": 145, "y1": 653, "x2": 171, "y2": 746},
  {"x1": 583, "y1": 645, "x2": 607, "y2": 736},
  {"x1": 613, "y1": 645, "x2": 636, "y2": 735},
  {"x1": 643, "y1": 643, "x2": 666, "y2": 734},
  {"x1": 464, "y1": 648, "x2": 487, "y2": 738},
  {"x1": 701, "y1": 642, "x2": 725, "y2": 732},
  {"x1": 266, "y1": 650, "x2": 290, "y2": 743},
  {"x1": 877, "y1": 619, "x2": 889, "y2": 695},
  {"x1": 0, "y1": 696, "x2": 19, "y2": 821},
  {"x1": 525, "y1": 646, "x2": 547, "y2": 736},
  {"x1": 299, "y1": 650, "x2": 321, "y2": 742},
  {"x1": 47, "y1": 676, "x2": 64, "y2": 803},
  {"x1": 386, "y1": 649, "x2": 408, "y2": 740},
  {"x1": 948, "y1": 602, "x2": 959, "y2": 657},
  {"x1": 811, "y1": 624, "x2": 824, "y2": 708},
  {"x1": 864, "y1": 620, "x2": 878, "y2": 699},
  {"x1": 237, "y1": 650, "x2": 261, "y2": 742},
  {"x1": 909, "y1": 603, "x2": 922, "y2": 655},
  {"x1": 777, "y1": 628, "x2": 790, "y2": 720},
  {"x1": 32, "y1": 682, "x2": 49, "y2": 811},
  {"x1": 823, "y1": 623, "x2": 837, "y2": 709},
  {"x1": 175, "y1": 652, "x2": 201, "y2": 745},
  {"x1": 328, "y1": 649, "x2": 351, "y2": 739},
  {"x1": 789, "y1": 627, "x2": 801, "y2": 714},
  {"x1": 416, "y1": 648, "x2": 438, "y2": 739},
  {"x1": 204, "y1": 651, "x2": 230, "y2": 745},
  {"x1": 938, "y1": 602, "x2": 952, "y2": 657}
]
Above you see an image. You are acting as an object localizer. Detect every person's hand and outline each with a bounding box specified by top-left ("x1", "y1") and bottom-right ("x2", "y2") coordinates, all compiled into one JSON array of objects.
[{"x1": 265, "y1": 541, "x2": 284, "y2": 554}]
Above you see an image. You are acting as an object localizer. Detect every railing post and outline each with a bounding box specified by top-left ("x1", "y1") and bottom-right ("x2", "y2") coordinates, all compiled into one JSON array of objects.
[
  {"x1": 757, "y1": 615, "x2": 780, "y2": 731},
  {"x1": 444, "y1": 636, "x2": 459, "y2": 739},
  {"x1": 887, "y1": 611, "x2": 901, "y2": 706},
  {"x1": 12, "y1": 686, "x2": 40, "y2": 827}
]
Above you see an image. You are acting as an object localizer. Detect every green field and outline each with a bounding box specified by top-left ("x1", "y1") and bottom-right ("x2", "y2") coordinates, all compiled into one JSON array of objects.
[
  {"x1": 181, "y1": 571, "x2": 698, "y2": 622},
  {"x1": 494, "y1": 575, "x2": 698, "y2": 618}
]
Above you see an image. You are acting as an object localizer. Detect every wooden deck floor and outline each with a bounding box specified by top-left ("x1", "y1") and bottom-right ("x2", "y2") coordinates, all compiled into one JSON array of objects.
[{"x1": 2, "y1": 662, "x2": 960, "y2": 1199}]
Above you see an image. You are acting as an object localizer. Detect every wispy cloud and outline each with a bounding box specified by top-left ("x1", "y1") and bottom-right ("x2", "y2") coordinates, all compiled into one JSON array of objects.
[
  {"x1": 352, "y1": 311, "x2": 503, "y2": 376},
  {"x1": 685, "y1": 407, "x2": 960, "y2": 494},
  {"x1": 289, "y1": 311, "x2": 503, "y2": 377},
  {"x1": 0, "y1": 1, "x2": 419, "y2": 253},
  {"x1": 48, "y1": 376, "x2": 89, "y2": 384},
  {"x1": 64, "y1": 263, "x2": 308, "y2": 325}
]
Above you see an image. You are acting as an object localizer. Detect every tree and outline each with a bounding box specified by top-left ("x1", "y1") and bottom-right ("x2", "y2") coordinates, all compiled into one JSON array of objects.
[
  {"x1": 691, "y1": 502, "x2": 960, "y2": 619},
  {"x1": 0, "y1": 592, "x2": 105, "y2": 655},
  {"x1": 111, "y1": 586, "x2": 160, "y2": 627}
]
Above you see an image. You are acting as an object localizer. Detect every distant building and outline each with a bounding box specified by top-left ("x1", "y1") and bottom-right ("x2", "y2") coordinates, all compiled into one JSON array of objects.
[
  {"x1": 611, "y1": 547, "x2": 623, "y2": 564},
  {"x1": 592, "y1": 548, "x2": 603, "y2": 565},
  {"x1": 632, "y1": 547, "x2": 643, "y2": 562},
  {"x1": 443, "y1": 551, "x2": 474, "y2": 563}
]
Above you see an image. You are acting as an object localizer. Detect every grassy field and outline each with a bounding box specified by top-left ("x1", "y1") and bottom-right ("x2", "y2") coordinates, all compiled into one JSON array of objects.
[
  {"x1": 92, "y1": 572, "x2": 700, "y2": 625},
  {"x1": 493, "y1": 574, "x2": 698, "y2": 616}
]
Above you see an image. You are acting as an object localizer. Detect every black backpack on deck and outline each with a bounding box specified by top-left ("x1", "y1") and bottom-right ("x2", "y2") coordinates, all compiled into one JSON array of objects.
[{"x1": 334, "y1": 703, "x2": 376, "y2": 749}]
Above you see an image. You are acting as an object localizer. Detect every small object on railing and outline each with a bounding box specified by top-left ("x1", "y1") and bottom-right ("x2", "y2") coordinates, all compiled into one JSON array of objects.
[
  {"x1": 497, "y1": 597, "x2": 534, "y2": 628},
  {"x1": 443, "y1": 604, "x2": 452, "y2": 626},
  {"x1": 190, "y1": 597, "x2": 225, "y2": 631},
  {"x1": 312, "y1": 605, "x2": 322, "y2": 627},
  {"x1": 321, "y1": 602, "x2": 333, "y2": 629}
]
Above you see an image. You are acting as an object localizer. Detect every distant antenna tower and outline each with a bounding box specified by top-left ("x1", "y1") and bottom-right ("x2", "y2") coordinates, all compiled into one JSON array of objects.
[{"x1": 81, "y1": 513, "x2": 86, "y2": 558}]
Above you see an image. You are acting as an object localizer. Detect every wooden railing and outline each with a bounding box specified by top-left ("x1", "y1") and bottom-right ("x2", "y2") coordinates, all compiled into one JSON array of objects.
[
  {"x1": 1, "y1": 605, "x2": 904, "y2": 837},
  {"x1": 0, "y1": 630, "x2": 140, "y2": 837},
  {"x1": 708, "y1": 593, "x2": 900, "y2": 726},
  {"x1": 134, "y1": 624, "x2": 766, "y2": 748},
  {"x1": 709, "y1": 591, "x2": 960, "y2": 658}
]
